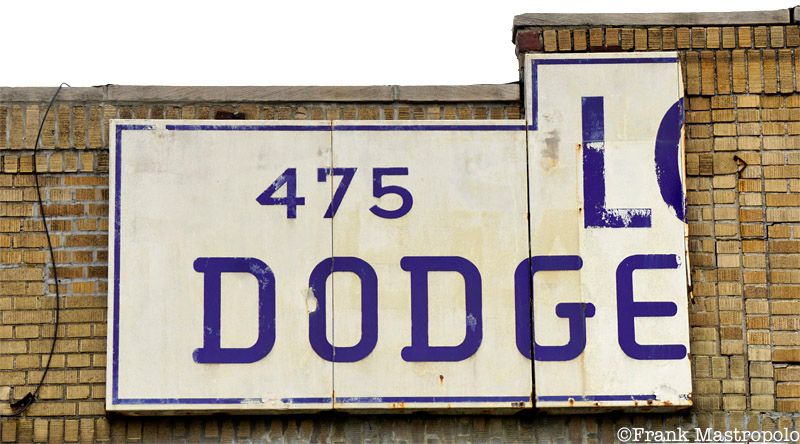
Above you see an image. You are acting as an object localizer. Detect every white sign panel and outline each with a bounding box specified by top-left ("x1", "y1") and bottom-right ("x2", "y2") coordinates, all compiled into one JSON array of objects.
[
  {"x1": 108, "y1": 120, "x2": 533, "y2": 413},
  {"x1": 524, "y1": 52, "x2": 692, "y2": 408},
  {"x1": 109, "y1": 121, "x2": 334, "y2": 412},
  {"x1": 109, "y1": 53, "x2": 692, "y2": 413},
  {"x1": 329, "y1": 122, "x2": 530, "y2": 410}
]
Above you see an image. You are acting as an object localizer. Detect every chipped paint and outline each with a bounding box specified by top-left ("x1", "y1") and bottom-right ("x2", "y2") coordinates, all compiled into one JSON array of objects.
[
  {"x1": 305, "y1": 287, "x2": 318, "y2": 313},
  {"x1": 541, "y1": 130, "x2": 560, "y2": 171}
]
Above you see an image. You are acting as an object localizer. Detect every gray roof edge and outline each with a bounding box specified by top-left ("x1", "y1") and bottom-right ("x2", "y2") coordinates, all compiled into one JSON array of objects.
[
  {"x1": 513, "y1": 9, "x2": 793, "y2": 40},
  {"x1": 0, "y1": 84, "x2": 520, "y2": 103}
]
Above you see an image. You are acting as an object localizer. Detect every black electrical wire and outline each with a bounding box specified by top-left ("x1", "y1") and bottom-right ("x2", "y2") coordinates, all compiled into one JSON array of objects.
[{"x1": 1, "y1": 83, "x2": 70, "y2": 417}]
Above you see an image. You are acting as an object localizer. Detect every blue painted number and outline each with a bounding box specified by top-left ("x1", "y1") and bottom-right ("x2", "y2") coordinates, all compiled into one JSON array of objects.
[
  {"x1": 258, "y1": 167, "x2": 413, "y2": 219},
  {"x1": 370, "y1": 167, "x2": 413, "y2": 219},
  {"x1": 256, "y1": 168, "x2": 305, "y2": 218},
  {"x1": 317, "y1": 167, "x2": 357, "y2": 218}
]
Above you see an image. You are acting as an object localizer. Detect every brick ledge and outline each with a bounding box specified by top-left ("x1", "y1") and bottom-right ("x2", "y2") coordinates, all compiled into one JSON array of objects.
[{"x1": 513, "y1": 9, "x2": 792, "y2": 42}]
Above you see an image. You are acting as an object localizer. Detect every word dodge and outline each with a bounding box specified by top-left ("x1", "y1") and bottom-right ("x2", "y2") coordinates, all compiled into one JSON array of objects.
[{"x1": 193, "y1": 97, "x2": 687, "y2": 365}]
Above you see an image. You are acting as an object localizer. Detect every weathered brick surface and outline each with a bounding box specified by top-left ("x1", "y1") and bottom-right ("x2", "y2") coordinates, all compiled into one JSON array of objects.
[
  {"x1": 1, "y1": 16, "x2": 800, "y2": 443},
  {"x1": 516, "y1": 17, "x2": 800, "y2": 442}
]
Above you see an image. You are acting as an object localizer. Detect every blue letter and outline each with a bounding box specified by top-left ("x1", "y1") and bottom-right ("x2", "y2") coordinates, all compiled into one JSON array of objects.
[
  {"x1": 582, "y1": 96, "x2": 652, "y2": 228},
  {"x1": 616, "y1": 254, "x2": 687, "y2": 360},
  {"x1": 308, "y1": 257, "x2": 378, "y2": 362},
  {"x1": 655, "y1": 99, "x2": 686, "y2": 222},
  {"x1": 400, "y1": 256, "x2": 482, "y2": 362},
  {"x1": 514, "y1": 258, "x2": 533, "y2": 360},
  {"x1": 192, "y1": 257, "x2": 276, "y2": 364},
  {"x1": 514, "y1": 256, "x2": 595, "y2": 361}
]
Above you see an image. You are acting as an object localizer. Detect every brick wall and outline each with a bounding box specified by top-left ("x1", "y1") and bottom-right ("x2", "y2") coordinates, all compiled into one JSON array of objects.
[
  {"x1": 1, "y1": 9, "x2": 800, "y2": 442},
  {"x1": 513, "y1": 7, "x2": 799, "y2": 437}
]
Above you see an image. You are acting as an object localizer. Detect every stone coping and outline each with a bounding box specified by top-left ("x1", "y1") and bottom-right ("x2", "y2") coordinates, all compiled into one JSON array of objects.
[{"x1": 0, "y1": 84, "x2": 520, "y2": 103}]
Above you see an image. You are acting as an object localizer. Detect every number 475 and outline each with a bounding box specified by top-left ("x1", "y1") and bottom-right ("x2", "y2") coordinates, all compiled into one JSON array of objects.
[{"x1": 256, "y1": 167, "x2": 413, "y2": 219}]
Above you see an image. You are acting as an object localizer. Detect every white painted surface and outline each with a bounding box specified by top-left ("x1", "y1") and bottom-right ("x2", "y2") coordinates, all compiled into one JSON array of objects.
[
  {"x1": 108, "y1": 119, "x2": 532, "y2": 413},
  {"x1": 330, "y1": 121, "x2": 531, "y2": 410},
  {"x1": 109, "y1": 67, "x2": 692, "y2": 411},
  {"x1": 525, "y1": 52, "x2": 692, "y2": 409},
  {"x1": 108, "y1": 120, "x2": 333, "y2": 412}
]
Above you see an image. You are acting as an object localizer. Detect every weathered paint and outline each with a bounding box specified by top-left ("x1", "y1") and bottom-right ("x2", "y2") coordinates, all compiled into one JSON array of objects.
[
  {"x1": 108, "y1": 56, "x2": 691, "y2": 413},
  {"x1": 108, "y1": 121, "x2": 334, "y2": 412},
  {"x1": 524, "y1": 52, "x2": 692, "y2": 410},
  {"x1": 107, "y1": 120, "x2": 533, "y2": 413},
  {"x1": 329, "y1": 121, "x2": 532, "y2": 410}
]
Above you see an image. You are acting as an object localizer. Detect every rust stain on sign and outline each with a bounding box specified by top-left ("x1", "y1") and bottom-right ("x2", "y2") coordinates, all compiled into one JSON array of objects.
[{"x1": 541, "y1": 130, "x2": 560, "y2": 171}]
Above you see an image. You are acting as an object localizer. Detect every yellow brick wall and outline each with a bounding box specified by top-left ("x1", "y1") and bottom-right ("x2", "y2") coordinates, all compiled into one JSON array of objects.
[
  {"x1": 519, "y1": 19, "x2": 800, "y2": 434},
  {"x1": 0, "y1": 22, "x2": 799, "y2": 442},
  {"x1": 2, "y1": 101, "x2": 571, "y2": 443}
]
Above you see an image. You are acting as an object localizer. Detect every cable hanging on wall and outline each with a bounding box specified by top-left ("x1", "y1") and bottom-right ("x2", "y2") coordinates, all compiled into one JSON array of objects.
[{"x1": 1, "y1": 83, "x2": 70, "y2": 417}]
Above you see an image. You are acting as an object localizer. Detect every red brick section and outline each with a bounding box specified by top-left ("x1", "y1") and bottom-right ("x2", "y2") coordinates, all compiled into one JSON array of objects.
[{"x1": 516, "y1": 28, "x2": 543, "y2": 53}]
